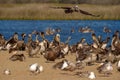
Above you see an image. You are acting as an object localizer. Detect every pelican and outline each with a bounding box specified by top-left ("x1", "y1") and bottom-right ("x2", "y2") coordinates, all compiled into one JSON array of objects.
[
  {"x1": 75, "y1": 71, "x2": 95, "y2": 79},
  {"x1": 103, "y1": 27, "x2": 111, "y2": 33},
  {"x1": 53, "y1": 59, "x2": 76, "y2": 71},
  {"x1": 91, "y1": 33, "x2": 100, "y2": 48},
  {"x1": 51, "y1": 5, "x2": 100, "y2": 17},
  {"x1": 53, "y1": 34, "x2": 60, "y2": 46},
  {"x1": 97, "y1": 61, "x2": 113, "y2": 76},
  {"x1": 9, "y1": 53, "x2": 25, "y2": 61}
]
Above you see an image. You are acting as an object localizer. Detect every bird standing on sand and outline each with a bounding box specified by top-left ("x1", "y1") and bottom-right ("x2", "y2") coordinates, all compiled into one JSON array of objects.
[
  {"x1": 29, "y1": 63, "x2": 43, "y2": 74},
  {"x1": 88, "y1": 72, "x2": 96, "y2": 79},
  {"x1": 4, "y1": 69, "x2": 11, "y2": 75},
  {"x1": 75, "y1": 71, "x2": 96, "y2": 79},
  {"x1": 97, "y1": 61, "x2": 113, "y2": 76},
  {"x1": 61, "y1": 59, "x2": 69, "y2": 70}
]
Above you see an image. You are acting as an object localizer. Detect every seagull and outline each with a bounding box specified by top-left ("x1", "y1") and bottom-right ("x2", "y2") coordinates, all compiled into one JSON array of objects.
[
  {"x1": 4, "y1": 69, "x2": 11, "y2": 75},
  {"x1": 88, "y1": 72, "x2": 96, "y2": 79},
  {"x1": 29, "y1": 63, "x2": 43, "y2": 74}
]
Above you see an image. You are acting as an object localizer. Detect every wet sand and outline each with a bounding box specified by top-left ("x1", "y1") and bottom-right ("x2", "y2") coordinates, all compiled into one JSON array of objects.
[{"x1": 0, "y1": 50, "x2": 120, "y2": 80}]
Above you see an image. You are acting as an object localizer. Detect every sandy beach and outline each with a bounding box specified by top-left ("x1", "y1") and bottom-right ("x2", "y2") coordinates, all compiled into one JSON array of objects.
[{"x1": 0, "y1": 50, "x2": 120, "y2": 80}]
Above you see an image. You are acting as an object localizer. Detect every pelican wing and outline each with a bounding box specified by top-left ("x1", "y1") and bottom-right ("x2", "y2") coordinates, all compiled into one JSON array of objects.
[
  {"x1": 79, "y1": 9, "x2": 100, "y2": 17},
  {"x1": 51, "y1": 6, "x2": 72, "y2": 10}
]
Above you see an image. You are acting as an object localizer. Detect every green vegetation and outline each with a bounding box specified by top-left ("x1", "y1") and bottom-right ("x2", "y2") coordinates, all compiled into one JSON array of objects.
[{"x1": 0, "y1": 3, "x2": 120, "y2": 20}]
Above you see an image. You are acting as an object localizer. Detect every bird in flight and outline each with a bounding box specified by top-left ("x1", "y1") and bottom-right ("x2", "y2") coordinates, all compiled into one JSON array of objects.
[{"x1": 51, "y1": 5, "x2": 100, "y2": 17}]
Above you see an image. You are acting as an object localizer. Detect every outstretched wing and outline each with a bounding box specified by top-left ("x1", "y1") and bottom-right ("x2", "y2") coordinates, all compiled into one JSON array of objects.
[
  {"x1": 79, "y1": 9, "x2": 100, "y2": 17},
  {"x1": 50, "y1": 6, "x2": 72, "y2": 10}
]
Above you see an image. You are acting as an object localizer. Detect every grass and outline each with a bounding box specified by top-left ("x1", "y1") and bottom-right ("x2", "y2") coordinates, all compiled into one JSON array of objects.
[{"x1": 0, "y1": 3, "x2": 120, "y2": 20}]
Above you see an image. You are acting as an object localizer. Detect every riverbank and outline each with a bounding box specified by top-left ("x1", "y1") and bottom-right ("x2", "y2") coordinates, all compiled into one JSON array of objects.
[{"x1": 0, "y1": 3, "x2": 120, "y2": 20}]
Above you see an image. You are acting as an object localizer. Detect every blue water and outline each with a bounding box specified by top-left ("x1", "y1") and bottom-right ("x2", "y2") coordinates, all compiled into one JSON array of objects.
[{"x1": 0, "y1": 20, "x2": 120, "y2": 45}]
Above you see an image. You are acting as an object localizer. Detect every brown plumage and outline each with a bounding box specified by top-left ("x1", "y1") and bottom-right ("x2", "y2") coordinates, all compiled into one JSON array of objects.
[
  {"x1": 51, "y1": 5, "x2": 100, "y2": 17},
  {"x1": 43, "y1": 48, "x2": 58, "y2": 61},
  {"x1": 9, "y1": 54, "x2": 25, "y2": 61}
]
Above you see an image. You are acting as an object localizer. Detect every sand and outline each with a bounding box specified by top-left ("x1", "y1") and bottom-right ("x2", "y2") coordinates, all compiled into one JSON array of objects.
[{"x1": 0, "y1": 50, "x2": 120, "y2": 80}]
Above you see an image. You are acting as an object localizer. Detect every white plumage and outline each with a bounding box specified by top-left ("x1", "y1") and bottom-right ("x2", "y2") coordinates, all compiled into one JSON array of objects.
[
  {"x1": 61, "y1": 61, "x2": 68, "y2": 70},
  {"x1": 88, "y1": 72, "x2": 96, "y2": 79},
  {"x1": 117, "y1": 60, "x2": 120, "y2": 71},
  {"x1": 39, "y1": 65, "x2": 44, "y2": 72},
  {"x1": 4, "y1": 69, "x2": 11, "y2": 75},
  {"x1": 117, "y1": 60, "x2": 120, "y2": 67},
  {"x1": 29, "y1": 63, "x2": 43, "y2": 74}
]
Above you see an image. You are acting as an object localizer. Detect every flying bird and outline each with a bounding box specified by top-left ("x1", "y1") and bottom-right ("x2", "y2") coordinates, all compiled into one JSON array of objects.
[{"x1": 51, "y1": 5, "x2": 100, "y2": 17}]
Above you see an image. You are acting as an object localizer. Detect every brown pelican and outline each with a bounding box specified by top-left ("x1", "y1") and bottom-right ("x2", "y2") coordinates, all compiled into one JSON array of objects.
[
  {"x1": 53, "y1": 59, "x2": 76, "y2": 71},
  {"x1": 8, "y1": 33, "x2": 26, "y2": 53},
  {"x1": 97, "y1": 61, "x2": 113, "y2": 76},
  {"x1": 42, "y1": 45, "x2": 64, "y2": 62},
  {"x1": 53, "y1": 34, "x2": 60, "y2": 46},
  {"x1": 79, "y1": 27, "x2": 94, "y2": 33},
  {"x1": 0, "y1": 34, "x2": 6, "y2": 50},
  {"x1": 39, "y1": 39, "x2": 48, "y2": 54},
  {"x1": 16, "y1": 33, "x2": 26, "y2": 51},
  {"x1": 40, "y1": 32, "x2": 45, "y2": 40},
  {"x1": 75, "y1": 71, "x2": 96, "y2": 79},
  {"x1": 91, "y1": 33, "x2": 100, "y2": 48},
  {"x1": 5, "y1": 32, "x2": 18, "y2": 50},
  {"x1": 45, "y1": 27, "x2": 55, "y2": 35},
  {"x1": 51, "y1": 5, "x2": 100, "y2": 17},
  {"x1": 71, "y1": 28, "x2": 75, "y2": 33},
  {"x1": 77, "y1": 38, "x2": 86, "y2": 49},
  {"x1": 103, "y1": 27, "x2": 111, "y2": 33},
  {"x1": 9, "y1": 53, "x2": 25, "y2": 61},
  {"x1": 111, "y1": 31, "x2": 120, "y2": 54},
  {"x1": 100, "y1": 37, "x2": 110, "y2": 49}
]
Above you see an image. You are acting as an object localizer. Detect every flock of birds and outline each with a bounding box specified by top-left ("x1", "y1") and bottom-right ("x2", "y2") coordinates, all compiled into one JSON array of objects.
[{"x1": 0, "y1": 26, "x2": 120, "y2": 79}]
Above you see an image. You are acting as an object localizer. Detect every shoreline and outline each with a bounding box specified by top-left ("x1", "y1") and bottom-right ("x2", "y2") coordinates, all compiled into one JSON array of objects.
[{"x1": 0, "y1": 18, "x2": 120, "y2": 20}]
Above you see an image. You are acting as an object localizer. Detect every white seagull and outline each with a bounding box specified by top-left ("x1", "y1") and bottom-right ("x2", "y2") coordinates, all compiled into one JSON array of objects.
[
  {"x1": 29, "y1": 63, "x2": 43, "y2": 74},
  {"x1": 88, "y1": 72, "x2": 96, "y2": 79},
  {"x1": 4, "y1": 69, "x2": 11, "y2": 75}
]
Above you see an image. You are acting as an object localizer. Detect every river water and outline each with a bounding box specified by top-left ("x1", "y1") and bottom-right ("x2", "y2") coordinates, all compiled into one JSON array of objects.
[{"x1": 0, "y1": 20, "x2": 120, "y2": 45}]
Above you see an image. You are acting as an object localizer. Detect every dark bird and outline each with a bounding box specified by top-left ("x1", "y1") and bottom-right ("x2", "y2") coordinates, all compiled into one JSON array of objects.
[
  {"x1": 103, "y1": 27, "x2": 111, "y2": 33},
  {"x1": 97, "y1": 61, "x2": 113, "y2": 77},
  {"x1": 51, "y1": 5, "x2": 100, "y2": 17},
  {"x1": 9, "y1": 54, "x2": 25, "y2": 61}
]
